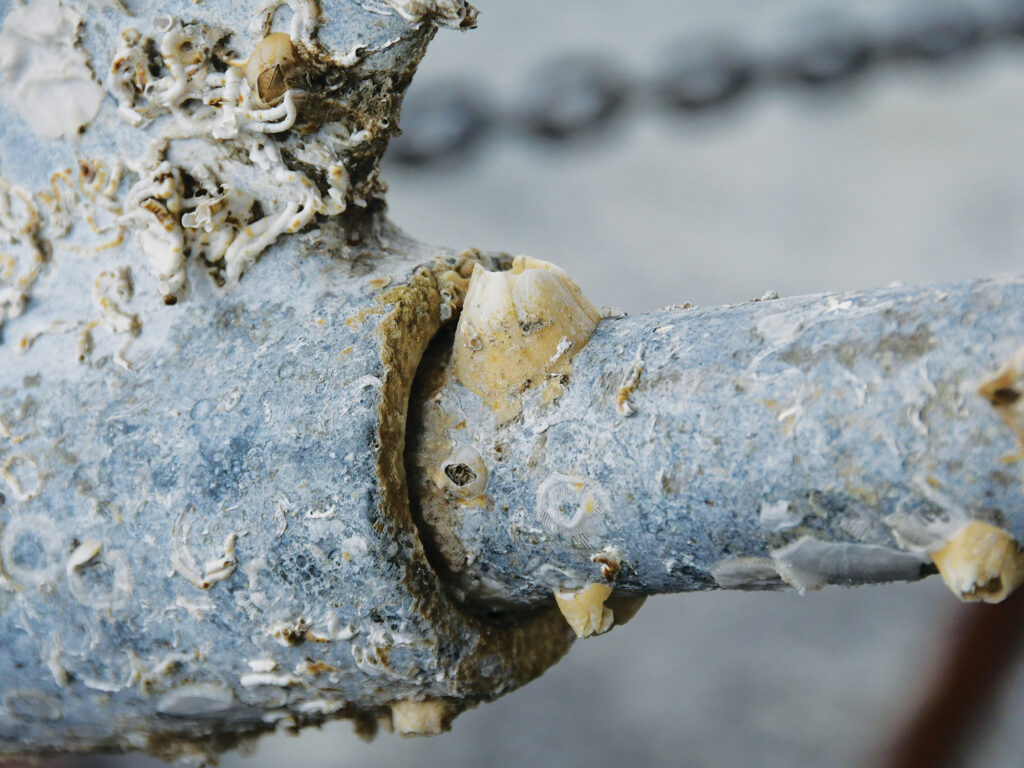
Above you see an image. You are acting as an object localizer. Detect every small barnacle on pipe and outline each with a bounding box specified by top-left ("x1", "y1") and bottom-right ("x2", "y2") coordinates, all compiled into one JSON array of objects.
[
  {"x1": 979, "y1": 345, "x2": 1024, "y2": 459},
  {"x1": 244, "y1": 33, "x2": 298, "y2": 108},
  {"x1": 930, "y1": 520, "x2": 1024, "y2": 604},
  {"x1": 438, "y1": 445, "x2": 488, "y2": 499},
  {"x1": 452, "y1": 256, "x2": 601, "y2": 421},
  {"x1": 390, "y1": 699, "x2": 452, "y2": 736},
  {"x1": 553, "y1": 582, "x2": 614, "y2": 638}
]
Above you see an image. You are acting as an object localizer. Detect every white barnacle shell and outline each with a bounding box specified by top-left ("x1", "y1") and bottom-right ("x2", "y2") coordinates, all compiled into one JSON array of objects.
[{"x1": 452, "y1": 256, "x2": 600, "y2": 421}]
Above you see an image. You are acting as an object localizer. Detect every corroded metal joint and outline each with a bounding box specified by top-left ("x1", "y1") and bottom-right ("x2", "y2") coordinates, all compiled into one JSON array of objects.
[
  {"x1": 0, "y1": 0, "x2": 576, "y2": 759},
  {"x1": 4, "y1": 0, "x2": 1024, "y2": 760}
]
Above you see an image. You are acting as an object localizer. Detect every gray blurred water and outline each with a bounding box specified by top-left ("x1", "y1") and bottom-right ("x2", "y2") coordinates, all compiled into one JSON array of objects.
[{"x1": 86, "y1": 0, "x2": 1024, "y2": 765}]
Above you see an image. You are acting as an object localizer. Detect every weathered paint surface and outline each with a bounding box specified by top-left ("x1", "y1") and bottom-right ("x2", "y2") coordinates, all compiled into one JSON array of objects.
[
  {"x1": 409, "y1": 275, "x2": 1024, "y2": 605},
  {"x1": 0, "y1": 0, "x2": 573, "y2": 759},
  {"x1": 4, "y1": 0, "x2": 1024, "y2": 756}
]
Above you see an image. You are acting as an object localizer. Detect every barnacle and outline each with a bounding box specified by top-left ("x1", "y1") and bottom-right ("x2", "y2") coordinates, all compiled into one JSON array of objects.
[
  {"x1": 438, "y1": 445, "x2": 488, "y2": 499},
  {"x1": 930, "y1": 520, "x2": 1024, "y2": 604},
  {"x1": 452, "y1": 256, "x2": 601, "y2": 420},
  {"x1": 553, "y1": 583, "x2": 614, "y2": 638},
  {"x1": 244, "y1": 33, "x2": 299, "y2": 107},
  {"x1": 390, "y1": 699, "x2": 452, "y2": 736}
]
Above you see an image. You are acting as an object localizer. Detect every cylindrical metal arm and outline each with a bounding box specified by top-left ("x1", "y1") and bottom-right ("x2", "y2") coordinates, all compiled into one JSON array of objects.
[{"x1": 408, "y1": 274, "x2": 1024, "y2": 606}]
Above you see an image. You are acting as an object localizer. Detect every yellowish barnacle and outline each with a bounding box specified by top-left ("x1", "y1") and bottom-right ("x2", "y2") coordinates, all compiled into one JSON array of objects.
[
  {"x1": 390, "y1": 699, "x2": 451, "y2": 736},
  {"x1": 930, "y1": 520, "x2": 1024, "y2": 604},
  {"x1": 979, "y1": 345, "x2": 1024, "y2": 460},
  {"x1": 453, "y1": 256, "x2": 601, "y2": 421},
  {"x1": 553, "y1": 583, "x2": 614, "y2": 638},
  {"x1": 244, "y1": 33, "x2": 298, "y2": 107},
  {"x1": 438, "y1": 445, "x2": 488, "y2": 499}
]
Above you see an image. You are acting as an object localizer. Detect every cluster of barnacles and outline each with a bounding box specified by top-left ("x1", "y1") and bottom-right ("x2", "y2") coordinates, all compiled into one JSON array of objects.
[{"x1": 3, "y1": 0, "x2": 401, "y2": 348}]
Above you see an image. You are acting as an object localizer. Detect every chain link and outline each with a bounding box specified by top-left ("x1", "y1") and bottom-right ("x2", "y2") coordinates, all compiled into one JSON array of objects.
[{"x1": 388, "y1": 4, "x2": 1024, "y2": 167}]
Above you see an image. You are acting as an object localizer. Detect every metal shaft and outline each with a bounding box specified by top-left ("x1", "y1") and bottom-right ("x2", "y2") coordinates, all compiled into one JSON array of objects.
[
  {"x1": 408, "y1": 275, "x2": 1024, "y2": 606},
  {"x1": 3, "y1": 0, "x2": 1024, "y2": 757},
  {"x1": 0, "y1": 0, "x2": 578, "y2": 758}
]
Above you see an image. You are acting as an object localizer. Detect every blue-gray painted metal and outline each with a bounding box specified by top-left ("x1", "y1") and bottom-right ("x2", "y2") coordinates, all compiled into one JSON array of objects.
[
  {"x1": 0, "y1": 0, "x2": 571, "y2": 759},
  {"x1": 409, "y1": 276, "x2": 1024, "y2": 605},
  {"x1": 1, "y1": 0, "x2": 1021, "y2": 758}
]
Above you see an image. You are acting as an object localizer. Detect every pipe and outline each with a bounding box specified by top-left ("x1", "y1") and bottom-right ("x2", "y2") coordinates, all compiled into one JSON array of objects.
[
  {"x1": 2, "y1": 0, "x2": 1023, "y2": 757},
  {"x1": 408, "y1": 272, "x2": 1024, "y2": 609}
]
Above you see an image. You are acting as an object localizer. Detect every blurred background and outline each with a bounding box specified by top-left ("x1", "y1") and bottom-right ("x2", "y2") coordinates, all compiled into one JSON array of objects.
[{"x1": 45, "y1": 0, "x2": 1024, "y2": 765}]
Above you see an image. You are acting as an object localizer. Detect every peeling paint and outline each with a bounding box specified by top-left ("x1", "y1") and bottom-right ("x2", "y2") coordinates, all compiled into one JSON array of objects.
[
  {"x1": 710, "y1": 557, "x2": 782, "y2": 589},
  {"x1": 759, "y1": 500, "x2": 801, "y2": 532},
  {"x1": 771, "y1": 536, "x2": 929, "y2": 594}
]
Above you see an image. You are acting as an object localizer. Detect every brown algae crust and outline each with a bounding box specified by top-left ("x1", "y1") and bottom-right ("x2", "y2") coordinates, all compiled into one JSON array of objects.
[{"x1": 373, "y1": 252, "x2": 573, "y2": 723}]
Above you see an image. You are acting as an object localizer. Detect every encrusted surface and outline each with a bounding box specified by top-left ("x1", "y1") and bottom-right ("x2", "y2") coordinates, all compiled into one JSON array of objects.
[
  {"x1": 0, "y1": 0, "x2": 436, "y2": 327},
  {"x1": 0, "y1": 0, "x2": 574, "y2": 759},
  {"x1": 0, "y1": 220, "x2": 572, "y2": 757},
  {"x1": 410, "y1": 274, "x2": 1024, "y2": 605}
]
